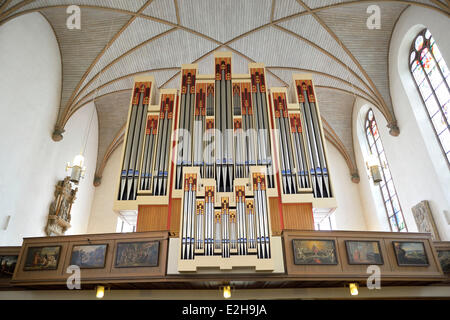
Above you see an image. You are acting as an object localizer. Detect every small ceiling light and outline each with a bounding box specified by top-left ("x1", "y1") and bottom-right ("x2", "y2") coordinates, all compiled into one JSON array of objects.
[
  {"x1": 96, "y1": 285, "x2": 105, "y2": 299},
  {"x1": 223, "y1": 285, "x2": 231, "y2": 299},
  {"x1": 349, "y1": 283, "x2": 359, "y2": 296}
]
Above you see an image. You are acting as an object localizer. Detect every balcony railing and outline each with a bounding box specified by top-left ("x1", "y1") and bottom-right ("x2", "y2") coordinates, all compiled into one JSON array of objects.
[{"x1": 0, "y1": 230, "x2": 448, "y2": 290}]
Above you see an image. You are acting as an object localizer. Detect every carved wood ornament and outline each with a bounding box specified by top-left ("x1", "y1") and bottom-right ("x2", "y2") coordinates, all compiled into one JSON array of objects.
[{"x1": 45, "y1": 177, "x2": 78, "y2": 236}]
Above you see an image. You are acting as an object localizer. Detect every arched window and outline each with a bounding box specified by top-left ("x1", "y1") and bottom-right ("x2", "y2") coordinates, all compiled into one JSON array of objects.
[
  {"x1": 410, "y1": 29, "x2": 450, "y2": 165},
  {"x1": 365, "y1": 110, "x2": 407, "y2": 232}
]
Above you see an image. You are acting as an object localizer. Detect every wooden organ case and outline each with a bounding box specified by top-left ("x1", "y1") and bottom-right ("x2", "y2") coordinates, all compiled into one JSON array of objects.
[{"x1": 114, "y1": 52, "x2": 336, "y2": 273}]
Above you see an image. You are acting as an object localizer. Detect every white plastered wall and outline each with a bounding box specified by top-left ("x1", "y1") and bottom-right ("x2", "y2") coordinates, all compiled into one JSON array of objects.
[
  {"x1": 0, "y1": 13, "x2": 98, "y2": 245},
  {"x1": 87, "y1": 146, "x2": 122, "y2": 234},
  {"x1": 326, "y1": 142, "x2": 367, "y2": 231},
  {"x1": 388, "y1": 6, "x2": 450, "y2": 239}
]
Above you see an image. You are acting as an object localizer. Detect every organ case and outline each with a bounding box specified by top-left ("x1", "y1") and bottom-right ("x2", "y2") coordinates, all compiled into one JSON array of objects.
[{"x1": 114, "y1": 53, "x2": 336, "y2": 272}]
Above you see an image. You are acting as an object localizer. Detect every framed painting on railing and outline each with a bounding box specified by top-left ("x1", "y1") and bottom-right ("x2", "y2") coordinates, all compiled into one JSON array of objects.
[
  {"x1": 345, "y1": 240, "x2": 384, "y2": 265},
  {"x1": 437, "y1": 249, "x2": 450, "y2": 273},
  {"x1": 115, "y1": 241, "x2": 159, "y2": 268},
  {"x1": 0, "y1": 255, "x2": 18, "y2": 277},
  {"x1": 393, "y1": 241, "x2": 429, "y2": 267},
  {"x1": 23, "y1": 246, "x2": 61, "y2": 271},
  {"x1": 70, "y1": 244, "x2": 108, "y2": 269},
  {"x1": 292, "y1": 239, "x2": 338, "y2": 265}
]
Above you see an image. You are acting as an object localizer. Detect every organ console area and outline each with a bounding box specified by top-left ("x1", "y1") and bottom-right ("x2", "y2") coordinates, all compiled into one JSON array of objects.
[{"x1": 112, "y1": 52, "x2": 337, "y2": 273}]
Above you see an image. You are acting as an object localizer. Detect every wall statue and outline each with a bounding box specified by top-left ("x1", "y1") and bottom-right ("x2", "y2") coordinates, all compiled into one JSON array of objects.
[{"x1": 45, "y1": 177, "x2": 78, "y2": 236}]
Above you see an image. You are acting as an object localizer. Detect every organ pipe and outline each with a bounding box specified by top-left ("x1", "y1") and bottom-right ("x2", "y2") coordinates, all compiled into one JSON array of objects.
[
  {"x1": 115, "y1": 55, "x2": 335, "y2": 271},
  {"x1": 295, "y1": 80, "x2": 332, "y2": 198},
  {"x1": 118, "y1": 81, "x2": 151, "y2": 201}
]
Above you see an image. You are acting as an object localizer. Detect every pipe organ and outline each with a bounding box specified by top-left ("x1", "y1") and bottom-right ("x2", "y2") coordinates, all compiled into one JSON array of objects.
[{"x1": 114, "y1": 52, "x2": 336, "y2": 272}]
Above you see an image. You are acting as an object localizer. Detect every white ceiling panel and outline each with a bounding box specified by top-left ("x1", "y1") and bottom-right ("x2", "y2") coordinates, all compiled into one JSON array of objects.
[
  {"x1": 77, "y1": 29, "x2": 218, "y2": 100},
  {"x1": 273, "y1": 0, "x2": 305, "y2": 20},
  {"x1": 15, "y1": 0, "x2": 146, "y2": 14},
  {"x1": 230, "y1": 26, "x2": 368, "y2": 93},
  {"x1": 178, "y1": 0, "x2": 272, "y2": 43},
  {"x1": 77, "y1": 17, "x2": 172, "y2": 96},
  {"x1": 277, "y1": 14, "x2": 367, "y2": 84},
  {"x1": 143, "y1": 0, "x2": 178, "y2": 24}
]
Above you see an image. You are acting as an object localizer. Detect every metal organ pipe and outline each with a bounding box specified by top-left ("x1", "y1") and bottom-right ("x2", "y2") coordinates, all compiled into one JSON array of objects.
[
  {"x1": 234, "y1": 119, "x2": 245, "y2": 179},
  {"x1": 274, "y1": 97, "x2": 288, "y2": 194},
  {"x1": 126, "y1": 85, "x2": 144, "y2": 200},
  {"x1": 153, "y1": 99, "x2": 167, "y2": 195},
  {"x1": 230, "y1": 211, "x2": 237, "y2": 251},
  {"x1": 220, "y1": 63, "x2": 227, "y2": 192},
  {"x1": 215, "y1": 59, "x2": 234, "y2": 193},
  {"x1": 215, "y1": 64, "x2": 222, "y2": 192},
  {"x1": 290, "y1": 114, "x2": 310, "y2": 189},
  {"x1": 181, "y1": 175, "x2": 189, "y2": 259},
  {"x1": 214, "y1": 211, "x2": 221, "y2": 251},
  {"x1": 296, "y1": 83, "x2": 320, "y2": 198},
  {"x1": 140, "y1": 117, "x2": 150, "y2": 191},
  {"x1": 176, "y1": 76, "x2": 187, "y2": 190},
  {"x1": 283, "y1": 104, "x2": 297, "y2": 194},
  {"x1": 176, "y1": 72, "x2": 196, "y2": 190},
  {"x1": 236, "y1": 187, "x2": 247, "y2": 255},
  {"x1": 205, "y1": 119, "x2": 215, "y2": 179},
  {"x1": 233, "y1": 84, "x2": 241, "y2": 116},
  {"x1": 205, "y1": 187, "x2": 215, "y2": 256},
  {"x1": 196, "y1": 201, "x2": 204, "y2": 250},
  {"x1": 258, "y1": 75, "x2": 274, "y2": 189},
  {"x1": 141, "y1": 116, "x2": 158, "y2": 191},
  {"x1": 296, "y1": 81, "x2": 331, "y2": 198},
  {"x1": 181, "y1": 174, "x2": 197, "y2": 260},
  {"x1": 153, "y1": 95, "x2": 173, "y2": 196},
  {"x1": 162, "y1": 98, "x2": 173, "y2": 195},
  {"x1": 306, "y1": 85, "x2": 331, "y2": 198},
  {"x1": 226, "y1": 64, "x2": 233, "y2": 191},
  {"x1": 221, "y1": 198, "x2": 230, "y2": 258},
  {"x1": 187, "y1": 76, "x2": 195, "y2": 171},
  {"x1": 253, "y1": 173, "x2": 270, "y2": 259},
  {"x1": 207, "y1": 84, "x2": 214, "y2": 117},
  {"x1": 246, "y1": 200, "x2": 256, "y2": 250},
  {"x1": 118, "y1": 83, "x2": 151, "y2": 201},
  {"x1": 194, "y1": 85, "x2": 206, "y2": 178},
  {"x1": 254, "y1": 176, "x2": 263, "y2": 258},
  {"x1": 130, "y1": 85, "x2": 149, "y2": 200},
  {"x1": 241, "y1": 84, "x2": 255, "y2": 178},
  {"x1": 119, "y1": 86, "x2": 139, "y2": 200},
  {"x1": 251, "y1": 70, "x2": 274, "y2": 189},
  {"x1": 274, "y1": 94, "x2": 297, "y2": 194}
]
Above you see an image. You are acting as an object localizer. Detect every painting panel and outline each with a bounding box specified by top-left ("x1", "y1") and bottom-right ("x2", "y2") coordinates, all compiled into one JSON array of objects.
[
  {"x1": 115, "y1": 241, "x2": 159, "y2": 268},
  {"x1": 24, "y1": 246, "x2": 61, "y2": 271},
  {"x1": 70, "y1": 244, "x2": 107, "y2": 269},
  {"x1": 393, "y1": 241, "x2": 429, "y2": 266},
  {"x1": 0, "y1": 255, "x2": 18, "y2": 277},
  {"x1": 437, "y1": 249, "x2": 450, "y2": 273},
  {"x1": 345, "y1": 241, "x2": 384, "y2": 265},
  {"x1": 292, "y1": 239, "x2": 338, "y2": 265}
]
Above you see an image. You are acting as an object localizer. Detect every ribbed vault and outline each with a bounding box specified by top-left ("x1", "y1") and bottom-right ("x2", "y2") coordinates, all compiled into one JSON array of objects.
[{"x1": 0, "y1": 0, "x2": 448, "y2": 184}]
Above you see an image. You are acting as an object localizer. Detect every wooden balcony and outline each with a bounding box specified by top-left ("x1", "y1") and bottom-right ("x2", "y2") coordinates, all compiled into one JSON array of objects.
[{"x1": 1, "y1": 230, "x2": 448, "y2": 290}]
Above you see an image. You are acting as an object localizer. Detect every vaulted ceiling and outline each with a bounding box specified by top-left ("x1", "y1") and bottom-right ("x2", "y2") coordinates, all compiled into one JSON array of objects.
[{"x1": 1, "y1": 0, "x2": 448, "y2": 185}]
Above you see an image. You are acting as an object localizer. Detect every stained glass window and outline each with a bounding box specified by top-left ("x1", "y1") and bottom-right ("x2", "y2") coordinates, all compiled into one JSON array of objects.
[
  {"x1": 410, "y1": 29, "x2": 450, "y2": 165},
  {"x1": 365, "y1": 110, "x2": 407, "y2": 232}
]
